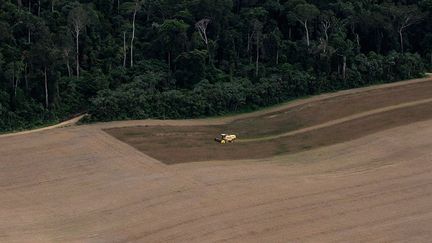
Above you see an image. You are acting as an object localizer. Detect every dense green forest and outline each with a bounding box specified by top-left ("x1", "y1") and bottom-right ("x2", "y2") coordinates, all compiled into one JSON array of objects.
[{"x1": 1, "y1": 0, "x2": 431, "y2": 131}]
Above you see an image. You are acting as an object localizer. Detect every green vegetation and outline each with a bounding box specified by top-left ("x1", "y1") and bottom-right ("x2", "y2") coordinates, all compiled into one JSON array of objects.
[{"x1": 0, "y1": 0, "x2": 431, "y2": 131}]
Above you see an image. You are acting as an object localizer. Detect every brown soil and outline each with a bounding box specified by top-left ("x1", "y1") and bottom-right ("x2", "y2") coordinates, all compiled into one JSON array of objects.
[
  {"x1": 2, "y1": 77, "x2": 432, "y2": 242},
  {"x1": 106, "y1": 80, "x2": 432, "y2": 164},
  {"x1": 231, "y1": 80, "x2": 432, "y2": 138}
]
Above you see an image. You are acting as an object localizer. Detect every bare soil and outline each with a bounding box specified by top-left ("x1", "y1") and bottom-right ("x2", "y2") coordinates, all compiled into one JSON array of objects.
[
  {"x1": 2, "y1": 77, "x2": 432, "y2": 242},
  {"x1": 106, "y1": 80, "x2": 432, "y2": 164}
]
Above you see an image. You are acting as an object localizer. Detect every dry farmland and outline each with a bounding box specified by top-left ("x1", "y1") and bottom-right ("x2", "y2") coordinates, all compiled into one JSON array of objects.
[{"x1": 2, "y1": 77, "x2": 432, "y2": 242}]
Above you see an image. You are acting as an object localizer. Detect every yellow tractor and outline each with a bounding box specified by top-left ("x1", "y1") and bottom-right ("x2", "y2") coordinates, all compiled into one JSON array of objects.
[{"x1": 215, "y1": 134, "x2": 237, "y2": 144}]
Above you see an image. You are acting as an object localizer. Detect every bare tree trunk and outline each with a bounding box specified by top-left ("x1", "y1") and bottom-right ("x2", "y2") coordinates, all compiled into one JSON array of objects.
[
  {"x1": 44, "y1": 67, "x2": 49, "y2": 108},
  {"x1": 276, "y1": 49, "x2": 279, "y2": 65},
  {"x1": 38, "y1": 0, "x2": 40, "y2": 16},
  {"x1": 51, "y1": 0, "x2": 54, "y2": 12},
  {"x1": 66, "y1": 61, "x2": 71, "y2": 77},
  {"x1": 24, "y1": 63, "x2": 28, "y2": 91},
  {"x1": 255, "y1": 33, "x2": 259, "y2": 77},
  {"x1": 247, "y1": 32, "x2": 251, "y2": 63},
  {"x1": 12, "y1": 74, "x2": 15, "y2": 97},
  {"x1": 288, "y1": 27, "x2": 292, "y2": 40},
  {"x1": 123, "y1": 31, "x2": 127, "y2": 68},
  {"x1": 196, "y1": 19, "x2": 211, "y2": 64},
  {"x1": 130, "y1": 2, "x2": 138, "y2": 67},
  {"x1": 12, "y1": 66, "x2": 16, "y2": 98},
  {"x1": 28, "y1": 0, "x2": 31, "y2": 44},
  {"x1": 304, "y1": 21, "x2": 310, "y2": 47},
  {"x1": 399, "y1": 29, "x2": 404, "y2": 53},
  {"x1": 342, "y1": 56, "x2": 347, "y2": 81},
  {"x1": 14, "y1": 78, "x2": 19, "y2": 98},
  {"x1": 324, "y1": 31, "x2": 329, "y2": 43},
  {"x1": 356, "y1": 33, "x2": 360, "y2": 52},
  {"x1": 66, "y1": 52, "x2": 71, "y2": 77},
  {"x1": 55, "y1": 79, "x2": 60, "y2": 103},
  {"x1": 17, "y1": 0, "x2": 22, "y2": 7},
  {"x1": 75, "y1": 29, "x2": 80, "y2": 77},
  {"x1": 10, "y1": 63, "x2": 16, "y2": 98}
]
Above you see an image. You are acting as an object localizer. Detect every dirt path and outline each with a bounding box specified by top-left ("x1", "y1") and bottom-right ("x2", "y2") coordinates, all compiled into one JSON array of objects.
[{"x1": 0, "y1": 115, "x2": 85, "y2": 138}]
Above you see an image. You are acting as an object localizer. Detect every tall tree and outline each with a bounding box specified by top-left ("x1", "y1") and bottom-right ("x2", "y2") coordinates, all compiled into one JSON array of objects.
[
  {"x1": 388, "y1": 4, "x2": 423, "y2": 53},
  {"x1": 158, "y1": 19, "x2": 189, "y2": 70},
  {"x1": 253, "y1": 20, "x2": 263, "y2": 76},
  {"x1": 123, "y1": 31, "x2": 127, "y2": 68},
  {"x1": 0, "y1": 0, "x2": 430, "y2": 132},
  {"x1": 195, "y1": 18, "x2": 211, "y2": 64},
  {"x1": 266, "y1": 27, "x2": 283, "y2": 65},
  {"x1": 57, "y1": 30, "x2": 74, "y2": 77},
  {"x1": 68, "y1": 5, "x2": 89, "y2": 78},
  {"x1": 130, "y1": 0, "x2": 141, "y2": 67},
  {"x1": 4, "y1": 61, "x2": 24, "y2": 102},
  {"x1": 31, "y1": 24, "x2": 57, "y2": 109},
  {"x1": 288, "y1": 2, "x2": 320, "y2": 47},
  {"x1": 243, "y1": 7, "x2": 268, "y2": 64}
]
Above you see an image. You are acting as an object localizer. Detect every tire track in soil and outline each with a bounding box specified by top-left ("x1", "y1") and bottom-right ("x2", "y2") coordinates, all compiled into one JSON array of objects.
[{"x1": 240, "y1": 97, "x2": 432, "y2": 142}]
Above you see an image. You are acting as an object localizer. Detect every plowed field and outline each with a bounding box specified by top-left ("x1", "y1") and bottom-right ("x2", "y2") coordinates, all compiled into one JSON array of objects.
[{"x1": 2, "y1": 77, "x2": 432, "y2": 242}]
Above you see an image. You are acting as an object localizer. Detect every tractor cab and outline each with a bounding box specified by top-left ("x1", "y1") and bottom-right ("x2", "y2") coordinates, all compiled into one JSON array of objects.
[{"x1": 215, "y1": 134, "x2": 237, "y2": 144}]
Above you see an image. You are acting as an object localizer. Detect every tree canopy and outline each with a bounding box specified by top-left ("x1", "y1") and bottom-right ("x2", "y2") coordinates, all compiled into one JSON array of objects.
[{"x1": 0, "y1": 0, "x2": 430, "y2": 132}]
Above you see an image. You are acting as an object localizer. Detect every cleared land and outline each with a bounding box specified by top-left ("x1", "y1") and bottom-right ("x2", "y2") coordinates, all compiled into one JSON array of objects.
[
  {"x1": 106, "y1": 79, "x2": 432, "y2": 164},
  {"x1": 1, "y1": 77, "x2": 432, "y2": 242}
]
